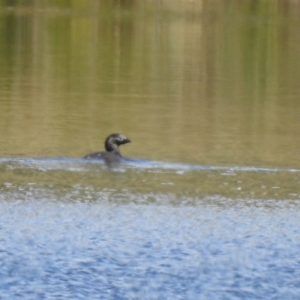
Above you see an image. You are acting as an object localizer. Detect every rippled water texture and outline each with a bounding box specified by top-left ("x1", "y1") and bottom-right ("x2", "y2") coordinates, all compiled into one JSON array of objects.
[
  {"x1": 2, "y1": 199, "x2": 300, "y2": 299},
  {"x1": 0, "y1": 0, "x2": 300, "y2": 299},
  {"x1": 0, "y1": 159, "x2": 300, "y2": 299}
]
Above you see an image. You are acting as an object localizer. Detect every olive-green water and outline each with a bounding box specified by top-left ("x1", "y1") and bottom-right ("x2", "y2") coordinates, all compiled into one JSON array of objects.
[
  {"x1": 1, "y1": 1, "x2": 300, "y2": 299},
  {"x1": 1, "y1": 1, "x2": 300, "y2": 168}
]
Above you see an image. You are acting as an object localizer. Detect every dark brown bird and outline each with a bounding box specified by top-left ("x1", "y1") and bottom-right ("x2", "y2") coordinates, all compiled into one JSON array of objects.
[{"x1": 83, "y1": 133, "x2": 131, "y2": 166}]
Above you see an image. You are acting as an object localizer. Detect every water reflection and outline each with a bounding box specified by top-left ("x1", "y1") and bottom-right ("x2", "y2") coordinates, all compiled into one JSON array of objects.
[
  {"x1": 0, "y1": 1, "x2": 300, "y2": 298},
  {"x1": 0, "y1": 159, "x2": 300, "y2": 298},
  {"x1": 0, "y1": 158, "x2": 299, "y2": 203},
  {"x1": 0, "y1": 194, "x2": 300, "y2": 299},
  {"x1": 0, "y1": 1, "x2": 299, "y2": 168}
]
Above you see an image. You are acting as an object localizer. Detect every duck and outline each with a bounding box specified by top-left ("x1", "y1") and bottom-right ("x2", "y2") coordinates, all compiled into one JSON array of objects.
[{"x1": 83, "y1": 133, "x2": 131, "y2": 166}]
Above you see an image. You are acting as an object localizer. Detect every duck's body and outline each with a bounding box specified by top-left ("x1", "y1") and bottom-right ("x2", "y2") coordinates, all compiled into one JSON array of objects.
[{"x1": 83, "y1": 133, "x2": 131, "y2": 166}]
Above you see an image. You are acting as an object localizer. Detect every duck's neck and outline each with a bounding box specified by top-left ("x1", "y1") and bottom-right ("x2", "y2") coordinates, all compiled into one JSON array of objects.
[{"x1": 105, "y1": 143, "x2": 119, "y2": 152}]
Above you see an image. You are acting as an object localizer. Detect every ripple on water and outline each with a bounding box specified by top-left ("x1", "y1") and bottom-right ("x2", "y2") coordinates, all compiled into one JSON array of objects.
[
  {"x1": 0, "y1": 158, "x2": 299, "y2": 299},
  {"x1": 0, "y1": 200, "x2": 299, "y2": 299}
]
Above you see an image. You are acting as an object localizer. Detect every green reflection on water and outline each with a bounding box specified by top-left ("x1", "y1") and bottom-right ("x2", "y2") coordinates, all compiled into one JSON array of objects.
[{"x1": 0, "y1": 0, "x2": 299, "y2": 170}]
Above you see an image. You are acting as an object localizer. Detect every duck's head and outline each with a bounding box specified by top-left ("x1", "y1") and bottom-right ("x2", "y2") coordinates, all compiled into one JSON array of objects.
[{"x1": 104, "y1": 133, "x2": 131, "y2": 152}]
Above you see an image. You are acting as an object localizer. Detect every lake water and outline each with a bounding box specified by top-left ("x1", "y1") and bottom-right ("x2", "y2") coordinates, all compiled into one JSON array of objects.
[{"x1": 0, "y1": 1, "x2": 300, "y2": 299}]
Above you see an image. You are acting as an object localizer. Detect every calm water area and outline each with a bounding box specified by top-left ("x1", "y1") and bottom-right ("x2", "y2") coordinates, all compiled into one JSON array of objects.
[{"x1": 0, "y1": 1, "x2": 300, "y2": 299}]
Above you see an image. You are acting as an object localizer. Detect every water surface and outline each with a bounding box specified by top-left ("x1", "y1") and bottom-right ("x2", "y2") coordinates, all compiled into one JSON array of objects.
[
  {"x1": 0, "y1": 1, "x2": 300, "y2": 299},
  {"x1": 0, "y1": 158, "x2": 300, "y2": 299}
]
